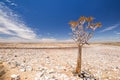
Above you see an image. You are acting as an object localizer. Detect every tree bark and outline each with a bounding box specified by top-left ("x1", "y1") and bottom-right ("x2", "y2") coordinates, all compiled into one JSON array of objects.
[{"x1": 76, "y1": 44, "x2": 82, "y2": 74}]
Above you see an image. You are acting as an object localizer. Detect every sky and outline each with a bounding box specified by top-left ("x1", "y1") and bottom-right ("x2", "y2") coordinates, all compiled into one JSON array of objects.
[{"x1": 0, "y1": 0, "x2": 120, "y2": 42}]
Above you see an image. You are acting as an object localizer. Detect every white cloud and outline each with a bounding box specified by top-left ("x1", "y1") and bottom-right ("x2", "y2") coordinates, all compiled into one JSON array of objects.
[
  {"x1": 116, "y1": 32, "x2": 120, "y2": 35},
  {"x1": 113, "y1": 31, "x2": 120, "y2": 35},
  {"x1": 0, "y1": 2, "x2": 37, "y2": 40},
  {"x1": 40, "y1": 38, "x2": 57, "y2": 42},
  {"x1": 60, "y1": 39, "x2": 73, "y2": 42},
  {"x1": 100, "y1": 24, "x2": 119, "y2": 32},
  {"x1": 39, "y1": 38, "x2": 74, "y2": 42},
  {"x1": 0, "y1": 2, "x2": 75, "y2": 43},
  {"x1": 5, "y1": 0, "x2": 17, "y2": 6},
  {"x1": 91, "y1": 36, "x2": 120, "y2": 42}
]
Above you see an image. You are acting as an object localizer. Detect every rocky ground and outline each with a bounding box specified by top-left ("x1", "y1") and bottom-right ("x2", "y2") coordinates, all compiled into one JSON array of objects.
[{"x1": 0, "y1": 43, "x2": 120, "y2": 80}]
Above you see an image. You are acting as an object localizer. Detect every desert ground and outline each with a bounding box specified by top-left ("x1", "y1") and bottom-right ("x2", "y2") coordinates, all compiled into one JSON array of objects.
[{"x1": 0, "y1": 42, "x2": 120, "y2": 80}]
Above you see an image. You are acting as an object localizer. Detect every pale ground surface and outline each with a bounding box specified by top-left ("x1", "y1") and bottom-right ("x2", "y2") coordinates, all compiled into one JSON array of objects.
[{"x1": 0, "y1": 43, "x2": 120, "y2": 80}]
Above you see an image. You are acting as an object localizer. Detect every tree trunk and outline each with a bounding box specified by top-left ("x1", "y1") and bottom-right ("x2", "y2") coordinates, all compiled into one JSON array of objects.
[{"x1": 76, "y1": 44, "x2": 82, "y2": 74}]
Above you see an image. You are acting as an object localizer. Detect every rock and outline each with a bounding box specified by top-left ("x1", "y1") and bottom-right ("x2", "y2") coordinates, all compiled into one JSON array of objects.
[
  {"x1": 84, "y1": 78, "x2": 90, "y2": 80},
  {"x1": 0, "y1": 56, "x2": 3, "y2": 61},
  {"x1": 34, "y1": 77, "x2": 40, "y2": 80},
  {"x1": 14, "y1": 55, "x2": 17, "y2": 57},
  {"x1": 0, "y1": 64, "x2": 4, "y2": 68},
  {"x1": 36, "y1": 67, "x2": 43, "y2": 72},
  {"x1": 11, "y1": 74, "x2": 20, "y2": 80},
  {"x1": 81, "y1": 71, "x2": 91, "y2": 77},
  {"x1": 9, "y1": 61, "x2": 18, "y2": 68},
  {"x1": 36, "y1": 66, "x2": 47, "y2": 72},
  {"x1": 19, "y1": 63, "x2": 26, "y2": 72},
  {"x1": 46, "y1": 56, "x2": 50, "y2": 58},
  {"x1": 78, "y1": 71, "x2": 96, "y2": 80},
  {"x1": 43, "y1": 75, "x2": 49, "y2": 80},
  {"x1": 24, "y1": 77, "x2": 28, "y2": 79},
  {"x1": 0, "y1": 61, "x2": 3, "y2": 64},
  {"x1": 26, "y1": 66, "x2": 32, "y2": 71},
  {"x1": 83, "y1": 78, "x2": 96, "y2": 80},
  {"x1": 56, "y1": 65, "x2": 65, "y2": 70},
  {"x1": 0, "y1": 63, "x2": 5, "y2": 77},
  {"x1": 23, "y1": 58, "x2": 26, "y2": 63},
  {"x1": 48, "y1": 69, "x2": 55, "y2": 74},
  {"x1": 116, "y1": 66, "x2": 119, "y2": 69},
  {"x1": 0, "y1": 68, "x2": 5, "y2": 77},
  {"x1": 19, "y1": 68, "x2": 26, "y2": 72},
  {"x1": 35, "y1": 71, "x2": 45, "y2": 78},
  {"x1": 83, "y1": 77, "x2": 96, "y2": 80},
  {"x1": 57, "y1": 73, "x2": 69, "y2": 79},
  {"x1": 78, "y1": 78, "x2": 83, "y2": 80},
  {"x1": 45, "y1": 58, "x2": 50, "y2": 64},
  {"x1": 20, "y1": 63, "x2": 25, "y2": 67}
]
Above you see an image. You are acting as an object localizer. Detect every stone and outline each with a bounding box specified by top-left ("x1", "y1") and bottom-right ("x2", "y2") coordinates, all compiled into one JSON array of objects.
[
  {"x1": 0, "y1": 68, "x2": 5, "y2": 77},
  {"x1": 78, "y1": 78, "x2": 83, "y2": 80},
  {"x1": 26, "y1": 66, "x2": 32, "y2": 71},
  {"x1": 19, "y1": 63, "x2": 26, "y2": 72},
  {"x1": 0, "y1": 61, "x2": 3, "y2": 64},
  {"x1": 19, "y1": 68, "x2": 26, "y2": 72},
  {"x1": 35, "y1": 71, "x2": 45, "y2": 78},
  {"x1": 20, "y1": 63, "x2": 25, "y2": 67},
  {"x1": 56, "y1": 65, "x2": 65, "y2": 70},
  {"x1": 43, "y1": 75, "x2": 49, "y2": 80},
  {"x1": 57, "y1": 73, "x2": 69, "y2": 79},
  {"x1": 48, "y1": 69, "x2": 55, "y2": 74},
  {"x1": 24, "y1": 77, "x2": 28, "y2": 79},
  {"x1": 0, "y1": 56, "x2": 3, "y2": 61},
  {"x1": 14, "y1": 55, "x2": 17, "y2": 57},
  {"x1": 10, "y1": 61, "x2": 18, "y2": 68},
  {"x1": 45, "y1": 58, "x2": 50, "y2": 64},
  {"x1": 34, "y1": 77, "x2": 40, "y2": 80},
  {"x1": 0, "y1": 63, "x2": 5, "y2": 77},
  {"x1": 0, "y1": 64, "x2": 4, "y2": 69},
  {"x1": 36, "y1": 67, "x2": 44, "y2": 72},
  {"x1": 46, "y1": 56, "x2": 50, "y2": 58},
  {"x1": 11, "y1": 74, "x2": 20, "y2": 80}
]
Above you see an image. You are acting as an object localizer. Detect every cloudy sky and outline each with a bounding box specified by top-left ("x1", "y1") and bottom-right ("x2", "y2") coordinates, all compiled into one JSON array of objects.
[{"x1": 0, "y1": 0, "x2": 120, "y2": 42}]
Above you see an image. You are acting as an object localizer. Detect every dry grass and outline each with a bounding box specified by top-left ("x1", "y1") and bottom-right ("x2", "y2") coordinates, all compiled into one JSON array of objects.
[
  {"x1": 0, "y1": 42, "x2": 119, "y2": 49},
  {"x1": 101, "y1": 42, "x2": 120, "y2": 46},
  {"x1": 91, "y1": 42, "x2": 120, "y2": 46},
  {"x1": 0, "y1": 42, "x2": 77, "y2": 49}
]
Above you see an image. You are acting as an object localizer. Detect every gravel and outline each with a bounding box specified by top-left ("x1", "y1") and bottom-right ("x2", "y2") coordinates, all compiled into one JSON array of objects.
[{"x1": 0, "y1": 44, "x2": 120, "y2": 80}]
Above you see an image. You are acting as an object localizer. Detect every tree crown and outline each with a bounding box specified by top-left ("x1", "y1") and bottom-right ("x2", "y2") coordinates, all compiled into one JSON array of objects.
[{"x1": 69, "y1": 16, "x2": 102, "y2": 45}]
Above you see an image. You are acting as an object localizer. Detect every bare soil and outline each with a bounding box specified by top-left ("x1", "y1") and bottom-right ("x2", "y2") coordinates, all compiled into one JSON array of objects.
[{"x1": 0, "y1": 43, "x2": 120, "y2": 80}]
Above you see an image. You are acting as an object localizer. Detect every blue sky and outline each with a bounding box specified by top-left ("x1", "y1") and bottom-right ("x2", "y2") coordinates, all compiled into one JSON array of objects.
[{"x1": 0, "y1": 0, "x2": 120, "y2": 42}]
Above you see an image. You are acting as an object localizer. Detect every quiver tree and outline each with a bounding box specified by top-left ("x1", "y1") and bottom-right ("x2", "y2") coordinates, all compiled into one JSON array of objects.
[{"x1": 69, "y1": 16, "x2": 102, "y2": 75}]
